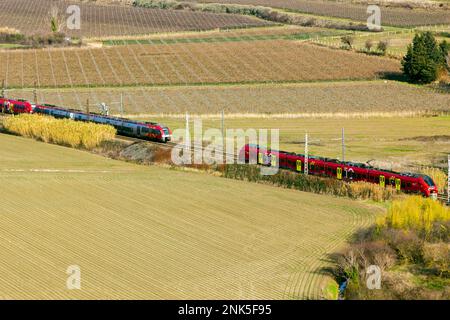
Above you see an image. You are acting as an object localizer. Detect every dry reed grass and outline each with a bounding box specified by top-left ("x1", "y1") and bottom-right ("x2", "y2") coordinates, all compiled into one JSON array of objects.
[
  {"x1": 377, "y1": 196, "x2": 450, "y2": 235},
  {"x1": 3, "y1": 114, "x2": 116, "y2": 149}
]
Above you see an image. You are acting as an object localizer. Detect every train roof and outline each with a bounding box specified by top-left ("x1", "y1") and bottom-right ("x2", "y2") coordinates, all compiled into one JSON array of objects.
[
  {"x1": 37, "y1": 104, "x2": 169, "y2": 129},
  {"x1": 1, "y1": 97, "x2": 30, "y2": 104}
]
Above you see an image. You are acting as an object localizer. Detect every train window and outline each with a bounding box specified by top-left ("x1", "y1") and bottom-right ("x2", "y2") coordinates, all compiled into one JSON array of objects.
[
  {"x1": 142, "y1": 127, "x2": 149, "y2": 134},
  {"x1": 422, "y1": 175, "x2": 435, "y2": 187}
]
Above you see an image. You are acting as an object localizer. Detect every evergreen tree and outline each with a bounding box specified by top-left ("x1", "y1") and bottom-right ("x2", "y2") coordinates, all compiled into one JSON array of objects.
[
  {"x1": 440, "y1": 40, "x2": 449, "y2": 70},
  {"x1": 401, "y1": 32, "x2": 449, "y2": 83}
]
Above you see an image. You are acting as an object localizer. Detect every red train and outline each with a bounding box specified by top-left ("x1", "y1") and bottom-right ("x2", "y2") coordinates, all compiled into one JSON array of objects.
[
  {"x1": 241, "y1": 144, "x2": 438, "y2": 198},
  {"x1": 33, "y1": 104, "x2": 172, "y2": 142},
  {"x1": 0, "y1": 97, "x2": 172, "y2": 143},
  {"x1": 0, "y1": 98, "x2": 34, "y2": 114}
]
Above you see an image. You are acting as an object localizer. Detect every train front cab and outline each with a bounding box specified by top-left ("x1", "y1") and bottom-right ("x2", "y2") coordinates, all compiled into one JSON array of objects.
[
  {"x1": 419, "y1": 174, "x2": 438, "y2": 199},
  {"x1": 1, "y1": 99, "x2": 33, "y2": 114}
]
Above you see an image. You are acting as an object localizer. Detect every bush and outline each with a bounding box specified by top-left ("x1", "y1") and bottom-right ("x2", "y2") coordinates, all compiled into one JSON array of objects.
[
  {"x1": 341, "y1": 35, "x2": 354, "y2": 49},
  {"x1": 3, "y1": 114, "x2": 116, "y2": 149},
  {"x1": 133, "y1": 0, "x2": 371, "y2": 31},
  {"x1": 153, "y1": 147, "x2": 172, "y2": 163},
  {"x1": 0, "y1": 28, "x2": 26, "y2": 43},
  {"x1": 335, "y1": 196, "x2": 450, "y2": 299},
  {"x1": 25, "y1": 32, "x2": 67, "y2": 47},
  {"x1": 383, "y1": 228, "x2": 424, "y2": 263},
  {"x1": 0, "y1": 29, "x2": 71, "y2": 48},
  {"x1": 377, "y1": 196, "x2": 450, "y2": 239},
  {"x1": 334, "y1": 240, "x2": 396, "y2": 299},
  {"x1": 377, "y1": 40, "x2": 389, "y2": 55},
  {"x1": 365, "y1": 39, "x2": 375, "y2": 52},
  {"x1": 423, "y1": 242, "x2": 449, "y2": 276}
]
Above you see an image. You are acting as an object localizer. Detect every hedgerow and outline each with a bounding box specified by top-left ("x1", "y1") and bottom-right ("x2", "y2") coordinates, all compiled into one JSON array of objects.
[
  {"x1": 133, "y1": 0, "x2": 372, "y2": 31},
  {"x1": 221, "y1": 164, "x2": 394, "y2": 201}
]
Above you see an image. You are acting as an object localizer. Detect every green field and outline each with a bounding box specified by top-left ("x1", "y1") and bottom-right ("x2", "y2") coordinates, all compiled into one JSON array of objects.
[{"x1": 0, "y1": 133, "x2": 380, "y2": 299}]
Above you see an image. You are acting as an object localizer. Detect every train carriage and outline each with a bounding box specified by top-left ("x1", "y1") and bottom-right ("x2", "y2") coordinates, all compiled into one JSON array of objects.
[
  {"x1": 242, "y1": 144, "x2": 438, "y2": 198},
  {"x1": 33, "y1": 104, "x2": 172, "y2": 143}
]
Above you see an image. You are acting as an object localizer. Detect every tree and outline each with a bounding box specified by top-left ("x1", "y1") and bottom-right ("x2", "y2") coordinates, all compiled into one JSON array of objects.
[
  {"x1": 439, "y1": 40, "x2": 450, "y2": 69},
  {"x1": 377, "y1": 40, "x2": 389, "y2": 55},
  {"x1": 49, "y1": 6, "x2": 64, "y2": 33},
  {"x1": 341, "y1": 35, "x2": 354, "y2": 49},
  {"x1": 365, "y1": 39, "x2": 375, "y2": 52},
  {"x1": 401, "y1": 32, "x2": 449, "y2": 83}
]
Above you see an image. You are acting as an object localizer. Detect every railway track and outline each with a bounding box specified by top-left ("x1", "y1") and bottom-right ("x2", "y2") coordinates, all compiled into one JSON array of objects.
[
  {"x1": 115, "y1": 134, "x2": 240, "y2": 162},
  {"x1": 116, "y1": 136, "x2": 450, "y2": 203},
  {"x1": 437, "y1": 193, "x2": 449, "y2": 205},
  {"x1": 1, "y1": 115, "x2": 237, "y2": 161}
]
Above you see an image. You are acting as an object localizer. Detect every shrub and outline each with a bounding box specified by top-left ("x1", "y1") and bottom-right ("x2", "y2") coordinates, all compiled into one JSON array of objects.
[
  {"x1": 423, "y1": 242, "x2": 449, "y2": 276},
  {"x1": 349, "y1": 181, "x2": 394, "y2": 202},
  {"x1": 429, "y1": 220, "x2": 450, "y2": 243},
  {"x1": 365, "y1": 39, "x2": 375, "y2": 52},
  {"x1": 25, "y1": 32, "x2": 67, "y2": 47},
  {"x1": 377, "y1": 196, "x2": 450, "y2": 240},
  {"x1": 133, "y1": 0, "x2": 371, "y2": 31},
  {"x1": 336, "y1": 249, "x2": 360, "y2": 283},
  {"x1": 0, "y1": 28, "x2": 26, "y2": 43},
  {"x1": 0, "y1": 28, "x2": 69, "y2": 48},
  {"x1": 153, "y1": 147, "x2": 172, "y2": 163},
  {"x1": 340, "y1": 35, "x2": 354, "y2": 49},
  {"x1": 383, "y1": 228, "x2": 424, "y2": 263},
  {"x1": 334, "y1": 240, "x2": 396, "y2": 299},
  {"x1": 377, "y1": 40, "x2": 389, "y2": 55},
  {"x1": 221, "y1": 164, "x2": 393, "y2": 202},
  {"x1": 3, "y1": 114, "x2": 116, "y2": 149},
  {"x1": 335, "y1": 195, "x2": 450, "y2": 299}
]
